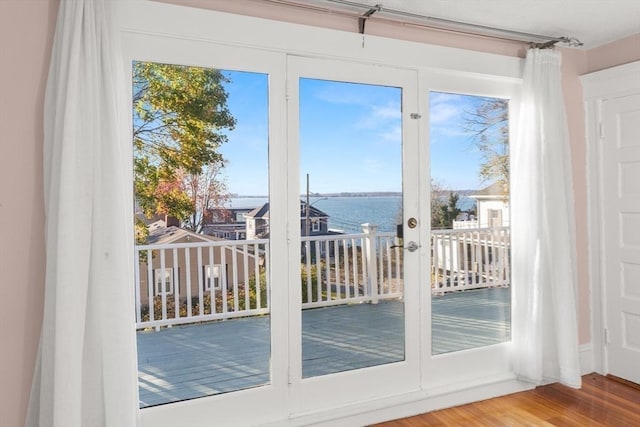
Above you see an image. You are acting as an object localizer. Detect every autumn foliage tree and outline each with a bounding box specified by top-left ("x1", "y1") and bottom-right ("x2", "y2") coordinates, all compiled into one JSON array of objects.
[
  {"x1": 182, "y1": 163, "x2": 230, "y2": 233},
  {"x1": 133, "y1": 61, "x2": 236, "y2": 236}
]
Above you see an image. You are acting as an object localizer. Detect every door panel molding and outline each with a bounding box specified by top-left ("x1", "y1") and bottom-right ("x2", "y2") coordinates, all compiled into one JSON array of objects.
[{"x1": 582, "y1": 60, "x2": 640, "y2": 379}]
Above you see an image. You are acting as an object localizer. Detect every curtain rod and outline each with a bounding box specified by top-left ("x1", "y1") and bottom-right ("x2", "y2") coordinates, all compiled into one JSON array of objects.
[{"x1": 263, "y1": 0, "x2": 583, "y2": 47}]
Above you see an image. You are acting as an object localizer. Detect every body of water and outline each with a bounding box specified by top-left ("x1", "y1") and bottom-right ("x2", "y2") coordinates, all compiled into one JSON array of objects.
[{"x1": 229, "y1": 195, "x2": 476, "y2": 235}]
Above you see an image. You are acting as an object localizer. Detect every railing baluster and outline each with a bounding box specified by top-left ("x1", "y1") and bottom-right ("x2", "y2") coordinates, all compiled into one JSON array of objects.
[
  {"x1": 185, "y1": 247, "x2": 192, "y2": 318},
  {"x1": 134, "y1": 249, "x2": 141, "y2": 323},
  {"x1": 253, "y1": 243, "x2": 261, "y2": 309},
  {"x1": 394, "y1": 239, "x2": 401, "y2": 294},
  {"x1": 243, "y1": 243, "x2": 250, "y2": 310},
  {"x1": 461, "y1": 231, "x2": 469, "y2": 287},
  {"x1": 323, "y1": 240, "x2": 330, "y2": 302},
  {"x1": 221, "y1": 246, "x2": 229, "y2": 315},
  {"x1": 343, "y1": 239, "x2": 350, "y2": 299},
  {"x1": 265, "y1": 243, "x2": 271, "y2": 309},
  {"x1": 173, "y1": 247, "x2": 179, "y2": 320},
  {"x1": 208, "y1": 245, "x2": 215, "y2": 315},
  {"x1": 352, "y1": 238, "x2": 359, "y2": 297},
  {"x1": 385, "y1": 237, "x2": 392, "y2": 296},
  {"x1": 197, "y1": 247, "x2": 203, "y2": 317},
  {"x1": 146, "y1": 249, "x2": 154, "y2": 324},
  {"x1": 334, "y1": 239, "x2": 340, "y2": 300},
  {"x1": 504, "y1": 229, "x2": 511, "y2": 287},
  {"x1": 304, "y1": 240, "x2": 312, "y2": 303},
  {"x1": 313, "y1": 240, "x2": 321, "y2": 302},
  {"x1": 231, "y1": 245, "x2": 239, "y2": 313},
  {"x1": 159, "y1": 249, "x2": 167, "y2": 322}
]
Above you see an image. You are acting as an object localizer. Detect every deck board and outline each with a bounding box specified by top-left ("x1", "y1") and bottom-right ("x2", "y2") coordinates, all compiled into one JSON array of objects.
[{"x1": 137, "y1": 287, "x2": 510, "y2": 407}]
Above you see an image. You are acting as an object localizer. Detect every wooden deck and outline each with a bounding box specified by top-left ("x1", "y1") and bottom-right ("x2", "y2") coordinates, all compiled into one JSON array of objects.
[{"x1": 137, "y1": 287, "x2": 510, "y2": 407}]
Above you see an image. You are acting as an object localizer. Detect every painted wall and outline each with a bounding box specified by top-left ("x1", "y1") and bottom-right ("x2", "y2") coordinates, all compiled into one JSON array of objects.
[
  {"x1": 587, "y1": 33, "x2": 640, "y2": 73},
  {"x1": 0, "y1": 1, "x2": 58, "y2": 426},
  {"x1": 3, "y1": 0, "x2": 637, "y2": 425}
]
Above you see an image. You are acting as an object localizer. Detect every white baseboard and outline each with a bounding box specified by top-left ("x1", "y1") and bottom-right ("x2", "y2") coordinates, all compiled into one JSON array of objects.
[
  {"x1": 267, "y1": 375, "x2": 533, "y2": 427},
  {"x1": 259, "y1": 346, "x2": 596, "y2": 427},
  {"x1": 580, "y1": 343, "x2": 595, "y2": 375}
]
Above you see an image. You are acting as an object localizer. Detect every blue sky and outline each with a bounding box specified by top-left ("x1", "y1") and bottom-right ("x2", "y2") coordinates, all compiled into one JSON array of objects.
[
  {"x1": 429, "y1": 92, "x2": 493, "y2": 190},
  {"x1": 219, "y1": 70, "x2": 500, "y2": 195}
]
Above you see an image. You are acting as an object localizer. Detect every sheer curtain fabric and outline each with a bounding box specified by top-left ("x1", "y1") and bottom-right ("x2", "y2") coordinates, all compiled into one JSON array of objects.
[
  {"x1": 26, "y1": 0, "x2": 139, "y2": 426},
  {"x1": 511, "y1": 48, "x2": 582, "y2": 388}
]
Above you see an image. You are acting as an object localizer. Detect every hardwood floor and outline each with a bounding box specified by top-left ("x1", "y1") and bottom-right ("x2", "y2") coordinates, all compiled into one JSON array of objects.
[{"x1": 372, "y1": 374, "x2": 640, "y2": 426}]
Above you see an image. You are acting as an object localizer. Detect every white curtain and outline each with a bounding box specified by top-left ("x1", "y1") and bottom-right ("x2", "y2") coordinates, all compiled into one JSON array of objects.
[
  {"x1": 511, "y1": 48, "x2": 582, "y2": 388},
  {"x1": 26, "y1": 1, "x2": 139, "y2": 426}
]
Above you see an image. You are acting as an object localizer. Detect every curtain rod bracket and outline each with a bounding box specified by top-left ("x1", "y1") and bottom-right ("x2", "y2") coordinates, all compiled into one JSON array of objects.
[
  {"x1": 530, "y1": 36, "x2": 584, "y2": 49},
  {"x1": 358, "y1": 4, "x2": 381, "y2": 34}
]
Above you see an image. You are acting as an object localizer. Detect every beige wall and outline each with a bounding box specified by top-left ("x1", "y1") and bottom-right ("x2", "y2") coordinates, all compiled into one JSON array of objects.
[
  {"x1": 587, "y1": 33, "x2": 640, "y2": 73},
  {"x1": 3, "y1": 0, "x2": 638, "y2": 425},
  {"x1": 0, "y1": 1, "x2": 58, "y2": 426}
]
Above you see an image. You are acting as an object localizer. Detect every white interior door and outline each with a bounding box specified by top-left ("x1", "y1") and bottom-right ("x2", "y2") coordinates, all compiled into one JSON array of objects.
[{"x1": 602, "y1": 94, "x2": 640, "y2": 384}]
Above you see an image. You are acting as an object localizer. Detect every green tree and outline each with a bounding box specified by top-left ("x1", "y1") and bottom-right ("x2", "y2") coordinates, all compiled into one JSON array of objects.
[
  {"x1": 431, "y1": 180, "x2": 461, "y2": 230},
  {"x1": 133, "y1": 61, "x2": 236, "y2": 226},
  {"x1": 465, "y1": 98, "x2": 509, "y2": 192},
  {"x1": 431, "y1": 178, "x2": 451, "y2": 229},
  {"x1": 439, "y1": 192, "x2": 461, "y2": 229}
]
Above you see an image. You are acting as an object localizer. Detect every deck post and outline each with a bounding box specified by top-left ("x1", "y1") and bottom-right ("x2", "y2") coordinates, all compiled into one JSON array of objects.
[{"x1": 362, "y1": 223, "x2": 379, "y2": 304}]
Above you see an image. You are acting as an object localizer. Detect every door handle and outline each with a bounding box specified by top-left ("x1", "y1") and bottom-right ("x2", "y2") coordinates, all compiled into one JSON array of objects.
[
  {"x1": 392, "y1": 241, "x2": 420, "y2": 252},
  {"x1": 405, "y1": 241, "x2": 419, "y2": 252}
]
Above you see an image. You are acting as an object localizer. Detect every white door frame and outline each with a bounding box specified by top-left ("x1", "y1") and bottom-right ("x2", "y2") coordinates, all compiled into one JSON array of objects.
[
  {"x1": 418, "y1": 72, "x2": 521, "y2": 390},
  {"x1": 114, "y1": 2, "x2": 526, "y2": 425},
  {"x1": 581, "y1": 60, "x2": 640, "y2": 376},
  {"x1": 285, "y1": 54, "x2": 422, "y2": 415}
]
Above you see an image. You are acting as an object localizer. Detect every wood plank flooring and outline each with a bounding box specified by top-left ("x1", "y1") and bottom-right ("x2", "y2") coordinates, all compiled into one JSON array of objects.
[{"x1": 372, "y1": 374, "x2": 640, "y2": 426}]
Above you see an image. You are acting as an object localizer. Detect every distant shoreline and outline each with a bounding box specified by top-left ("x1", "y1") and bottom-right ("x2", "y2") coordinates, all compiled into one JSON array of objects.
[{"x1": 231, "y1": 190, "x2": 478, "y2": 198}]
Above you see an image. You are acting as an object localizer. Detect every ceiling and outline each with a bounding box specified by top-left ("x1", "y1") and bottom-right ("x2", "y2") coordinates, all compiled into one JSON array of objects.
[{"x1": 299, "y1": 0, "x2": 640, "y2": 49}]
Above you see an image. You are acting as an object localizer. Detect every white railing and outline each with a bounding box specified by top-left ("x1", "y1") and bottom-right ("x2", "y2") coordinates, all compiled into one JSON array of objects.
[
  {"x1": 431, "y1": 226, "x2": 510, "y2": 294},
  {"x1": 300, "y1": 224, "x2": 403, "y2": 309},
  {"x1": 134, "y1": 239, "x2": 269, "y2": 330},
  {"x1": 134, "y1": 225, "x2": 510, "y2": 329}
]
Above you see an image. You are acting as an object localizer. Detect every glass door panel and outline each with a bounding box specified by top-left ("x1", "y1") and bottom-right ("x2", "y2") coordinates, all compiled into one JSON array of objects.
[
  {"x1": 298, "y1": 78, "x2": 405, "y2": 377},
  {"x1": 132, "y1": 62, "x2": 271, "y2": 407},
  {"x1": 429, "y1": 91, "x2": 511, "y2": 355}
]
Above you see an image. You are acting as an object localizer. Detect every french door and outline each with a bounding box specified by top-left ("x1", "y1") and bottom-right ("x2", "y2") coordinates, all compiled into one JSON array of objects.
[
  {"x1": 123, "y1": 22, "x2": 518, "y2": 426},
  {"x1": 286, "y1": 56, "x2": 423, "y2": 412}
]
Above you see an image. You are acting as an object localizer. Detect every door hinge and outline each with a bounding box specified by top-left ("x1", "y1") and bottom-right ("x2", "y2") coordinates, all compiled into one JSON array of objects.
[
  {"x1": 598, "y1": 121, "x2": 605, "y2": 140},
  {"x1": 604, "y1": 328, "x2": 610, "y2": 344}
]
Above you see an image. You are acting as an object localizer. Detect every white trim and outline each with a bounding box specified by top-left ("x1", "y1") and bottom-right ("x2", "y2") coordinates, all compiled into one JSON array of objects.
[
  {"x1": 113, "y1": 1, "x2": 526, "y2": 425},
  {"x1": 581, "y1": 61, "x2": 640, "y2": 100},
  {"x1": 203, "y1": 264, "x2": 222, "y2": 291},
  {"x1": 264, "y1": 375, "x2": 532, "y2": 427},
  {"x1": 154, "y1": 267, "x2": 175, "y2": 295},
  {"x1": 116, "y1": 1, "x2": 522, "y2": 81},
  {"x1": 580, "y1": 343, "x2": 595, "y2": 375},
  {"x1": 580, "y1": 60, "x2": 640, "y2": 376}
]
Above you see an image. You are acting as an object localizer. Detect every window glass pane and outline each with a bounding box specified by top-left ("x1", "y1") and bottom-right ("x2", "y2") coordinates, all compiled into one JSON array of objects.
[
  {"x1": 429, "y1": 92, "x2": 511, "y2": 355},
  {"x1": 299, "y1": 78, "x2": 405, "y2": 378},
  {"x1": 133, "y1": 62, "x2": 270, "y2": 406}
]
